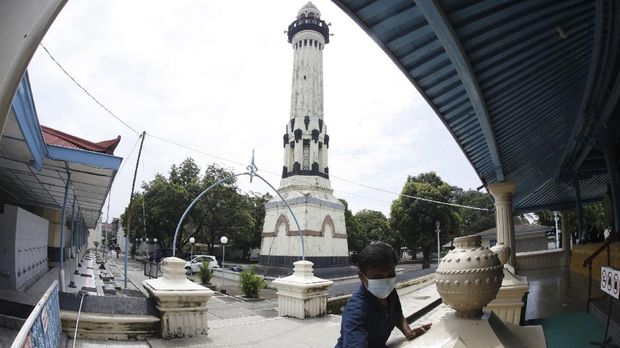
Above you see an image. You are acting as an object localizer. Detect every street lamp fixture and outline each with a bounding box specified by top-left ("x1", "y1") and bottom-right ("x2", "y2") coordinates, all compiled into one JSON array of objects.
[
  {"x1": 220, "y1": 236, "x2": 228, "y2": 269},
  {"x1": 189, "y1": 237, "x2": 196, "y2": 275}
]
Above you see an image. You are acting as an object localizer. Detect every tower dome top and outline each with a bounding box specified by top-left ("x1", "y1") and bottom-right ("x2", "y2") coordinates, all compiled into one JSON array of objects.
[
  {"x1": 288, "y1": 2, "x2": 329, "y2": 44},
  {"x1": 298, "y1": 2, "x2": 321, "y2": 19}
]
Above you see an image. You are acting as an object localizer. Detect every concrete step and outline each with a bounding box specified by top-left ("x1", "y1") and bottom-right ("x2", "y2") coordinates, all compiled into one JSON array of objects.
[{"x1": 61, "y1": 310, "x2": 160, "y2": 341}]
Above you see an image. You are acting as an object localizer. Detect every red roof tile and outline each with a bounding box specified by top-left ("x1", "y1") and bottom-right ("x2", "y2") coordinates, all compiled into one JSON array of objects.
[{"x1": 41, "y1": 125, "x2": 121, "y2": 155}]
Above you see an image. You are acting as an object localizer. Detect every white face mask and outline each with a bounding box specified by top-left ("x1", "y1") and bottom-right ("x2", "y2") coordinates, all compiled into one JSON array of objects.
[{"x1": 365, "y1": 277, "x2": 397, "y2": 299}]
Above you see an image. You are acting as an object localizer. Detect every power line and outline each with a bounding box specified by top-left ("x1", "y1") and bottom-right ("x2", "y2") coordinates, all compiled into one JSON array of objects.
[
  {"x1": 40, "y1": 44, "x2": 490, "y2": 212},
  {"x1": 117, "y1": 135, "x2": 142, "y2": 174},
  {"x1": 39, "y1": 44, "x2": 140, "y2": 135},
  {"x1": 142, "y1": 135, "x2": 492, "y2": 211},
  {"x1": 329, "y1": 174, "x2": 491, "y2": 211},
  {"x1": 146, "y1": 133, "x2": 247, "y2": 169}
]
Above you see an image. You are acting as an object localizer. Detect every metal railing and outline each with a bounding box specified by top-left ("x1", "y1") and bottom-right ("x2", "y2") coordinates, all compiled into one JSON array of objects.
[{"x1": 583, "y1": 228, "x2": 617, "y2": 312}]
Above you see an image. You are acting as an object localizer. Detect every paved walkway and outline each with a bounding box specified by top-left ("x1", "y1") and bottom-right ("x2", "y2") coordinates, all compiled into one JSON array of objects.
[
  {"x1": 1, "y1": 254, "x2": 440, "y2": 347},
  {"x1": 73, "y1": 281, "x2": 440, "y2": 348}
]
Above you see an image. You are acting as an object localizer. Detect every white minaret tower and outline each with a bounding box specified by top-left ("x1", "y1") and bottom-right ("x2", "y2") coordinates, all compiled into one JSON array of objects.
[{"x1": 259, "y1": 2, "x2": 349, "y2": 273}]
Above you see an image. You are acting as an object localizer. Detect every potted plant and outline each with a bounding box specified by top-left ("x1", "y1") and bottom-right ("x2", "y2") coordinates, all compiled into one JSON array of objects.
[
  {"x1": 238, "y1": 266, "x2": 266, "y2": 300},
  {"x1": 197, "y1": 261, "x2": 214, "y2": 289}
]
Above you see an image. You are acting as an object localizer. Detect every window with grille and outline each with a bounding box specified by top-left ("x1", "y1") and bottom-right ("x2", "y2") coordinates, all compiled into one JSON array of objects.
[{"x1": 302, "y1": 140, "x2": 310, "y2": 170}]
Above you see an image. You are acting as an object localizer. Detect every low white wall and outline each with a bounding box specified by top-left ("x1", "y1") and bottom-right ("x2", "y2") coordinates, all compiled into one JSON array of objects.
[
  {"x1": 516, "y1": 249, "x2": 569, "y2": 271},
  {"x1": 212, "y1": 268, "x2": 276, "y2": 288}
]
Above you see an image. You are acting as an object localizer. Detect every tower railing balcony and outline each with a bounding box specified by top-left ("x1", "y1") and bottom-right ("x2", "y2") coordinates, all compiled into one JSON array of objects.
[{"x1": 287, "y1": 18, "x2": 330, "y2": 43}]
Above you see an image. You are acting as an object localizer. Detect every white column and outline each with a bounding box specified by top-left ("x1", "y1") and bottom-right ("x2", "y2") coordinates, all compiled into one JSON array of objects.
[
  {"x1": 487, "y1": 181, "x2": 517, "y2": 268},
  {"x1": 485, "y1": 182, "x2": 529, "y2": 325}
]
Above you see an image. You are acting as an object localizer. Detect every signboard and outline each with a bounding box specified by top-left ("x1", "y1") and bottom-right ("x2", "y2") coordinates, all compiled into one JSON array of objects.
[{"x1": 601, "y1": 266, "x2": 620, "y2": 300}]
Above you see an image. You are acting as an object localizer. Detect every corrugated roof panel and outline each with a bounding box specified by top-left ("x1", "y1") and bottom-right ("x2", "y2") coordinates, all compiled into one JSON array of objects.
[{"x1": 333, "y1": 0, "x2": 613, "y2": 212}]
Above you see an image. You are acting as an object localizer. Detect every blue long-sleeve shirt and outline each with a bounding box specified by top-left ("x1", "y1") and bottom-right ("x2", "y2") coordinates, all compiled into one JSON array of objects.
[{"x1": 335, "y1": 284, "x2": 403, "y2": 348}]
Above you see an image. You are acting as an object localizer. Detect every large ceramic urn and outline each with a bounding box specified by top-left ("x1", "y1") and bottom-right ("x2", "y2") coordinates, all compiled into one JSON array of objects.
[{"x1": 435, "y1": 235, "x2": 505, "y2": 318}]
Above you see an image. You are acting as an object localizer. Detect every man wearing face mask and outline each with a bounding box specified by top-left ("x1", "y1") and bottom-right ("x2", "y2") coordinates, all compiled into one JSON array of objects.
[{"x1": 335, "y1": 242, "x2": 431, "y2": 347}]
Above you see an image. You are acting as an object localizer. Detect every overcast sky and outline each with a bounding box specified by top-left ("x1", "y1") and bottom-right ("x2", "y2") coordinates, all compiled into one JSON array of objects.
[{"x1": 27, "y1": 0, "x2": 482, "y2": 221}]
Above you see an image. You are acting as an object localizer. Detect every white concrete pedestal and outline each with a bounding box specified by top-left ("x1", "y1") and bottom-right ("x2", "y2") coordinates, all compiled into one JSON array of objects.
[
  {"x1": 406, "y1": 311, "x2": 545, "y2": 347},
  {"x1": 143, "y1": 257, "x2": 214, "y2": 338},
  {"x1": 272, "y1": 261, "x2": 333, "y2": 319},
  {"x1": 484, "y1": 265, "x2": 529, "y2": 325}
]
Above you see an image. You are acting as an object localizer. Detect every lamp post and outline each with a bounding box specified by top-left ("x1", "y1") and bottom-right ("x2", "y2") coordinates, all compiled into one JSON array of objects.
[
  {"x1": 435, "y1": 221, "x2": 441, "y2": 264},
  {"x1": 220, "y1": 236, "x2": 228, "y2": 269},
  {"x1": 553, "y1": 211, "x2": 560, "y2": 249},
  {"x1": 153, "y1": 238, "x2": 158, "y2": 259},
  {"x1": 145, "y1": 237, "x2": 150, "y2": 259},
  {"x1": 135, "y1": 238, "x2": 139, "y2": 259},
  {"x1": 189, "y1": 237, "x2": 195, "y2": 275}
]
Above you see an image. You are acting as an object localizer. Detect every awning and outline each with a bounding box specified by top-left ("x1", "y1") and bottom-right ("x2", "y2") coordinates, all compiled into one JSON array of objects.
[{"x1": 0, "y1": 72, "x2": 121, "y2": 227}]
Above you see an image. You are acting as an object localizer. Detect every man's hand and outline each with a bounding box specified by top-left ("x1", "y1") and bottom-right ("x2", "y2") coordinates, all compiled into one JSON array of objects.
[{"x1": 402, "y1": 323, "x2": 432, "y2": 340}]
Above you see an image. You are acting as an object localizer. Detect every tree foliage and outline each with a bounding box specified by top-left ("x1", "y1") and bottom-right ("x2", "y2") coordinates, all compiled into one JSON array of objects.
[
  {"x1": 355, "y1": 209, "x2": 400, "y2": 251},
  {"x1": 539, "y1": 203, "x2": 607, "y2": 244},
  {"x1": 340, "y1": 199, "x2": 364, "y2": 254},
  {"x1": 453, "y1": 189, "x2": 495, "y2": 234},
  {"x1": 389, "y1": 172, "x2": 461, "y2": 265},
  {"x1": 121, "y1": 158, "x2": 260, "y2": 258}
]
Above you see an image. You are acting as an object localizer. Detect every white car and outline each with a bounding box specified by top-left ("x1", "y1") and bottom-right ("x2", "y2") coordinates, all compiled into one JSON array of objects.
[{"x1": 185, "y1": 255, "x2": 219, "y2": 274}]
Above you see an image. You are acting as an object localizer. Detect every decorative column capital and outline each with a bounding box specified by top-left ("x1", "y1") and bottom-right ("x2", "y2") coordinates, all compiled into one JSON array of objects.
[{"x1": 487, "y1": 181, "x2": 516, "y2": 202}]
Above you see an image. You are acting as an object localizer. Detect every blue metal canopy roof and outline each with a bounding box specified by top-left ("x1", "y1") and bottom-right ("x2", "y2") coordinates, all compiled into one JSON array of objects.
[
  {"x1": 0, "y1": 73, "x2": 122, "y2": 227},
  {"x1": 333, "y1": 0, "x2": 620, "y2": 213}
]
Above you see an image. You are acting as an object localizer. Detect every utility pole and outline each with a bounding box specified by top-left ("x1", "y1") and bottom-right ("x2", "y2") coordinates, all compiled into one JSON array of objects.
[{"x1": 125, "y1": 131, "x2": 146, "y2": 288}]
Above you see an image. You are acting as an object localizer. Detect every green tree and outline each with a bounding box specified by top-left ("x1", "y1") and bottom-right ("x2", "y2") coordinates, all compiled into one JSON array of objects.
[
  {"x1": 233, "y1": 192, "x2": 271, "y2": 260},
  {"x1": 389, "y1": 172, "x2": 461, "y2": 267},
  {"x1": 340, "y1": 199, "x2": 365, "y2": 254},
  {"x1": 454, "y1": 189, "x2": 495, "y2": 234},
  {"x1": 355, "y1": 209, "x2": 400, "y2": 252},
  {"x1": 121, "y1": 158, "x2": 255, "y2": 256},
  {"x1": 533, "y1": 210, "x2": 554, "y2": 226}
]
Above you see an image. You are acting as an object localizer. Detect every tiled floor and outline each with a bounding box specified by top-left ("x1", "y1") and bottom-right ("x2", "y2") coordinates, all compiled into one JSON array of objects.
[{"x1": 521, "y1": 266, "x2": 604, "y2": 321}]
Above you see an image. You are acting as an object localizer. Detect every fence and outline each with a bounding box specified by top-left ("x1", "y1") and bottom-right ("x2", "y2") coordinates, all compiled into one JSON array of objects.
[{"x1": 11, "y1": 280, "x2": 62, "y2": 348}]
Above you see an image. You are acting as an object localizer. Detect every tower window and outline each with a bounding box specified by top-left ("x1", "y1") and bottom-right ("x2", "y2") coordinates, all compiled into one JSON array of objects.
[
  {"x1": 318, "y1": 144, "x2": 324, "y2": 171},
  {"x1": 302, "y1": 140, "x2": 310, "y2": 170},
  {"x1": 303, "y1": 75, "x2": 306, "y2": 80}
]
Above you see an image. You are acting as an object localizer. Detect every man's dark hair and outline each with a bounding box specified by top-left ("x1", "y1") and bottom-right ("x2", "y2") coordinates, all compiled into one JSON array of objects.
[{"x1": 357, "y1": 242, "x2": 398, "y2": 274}]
